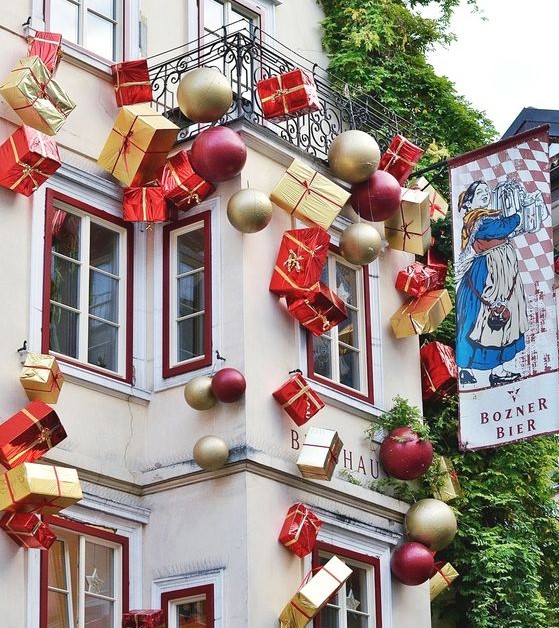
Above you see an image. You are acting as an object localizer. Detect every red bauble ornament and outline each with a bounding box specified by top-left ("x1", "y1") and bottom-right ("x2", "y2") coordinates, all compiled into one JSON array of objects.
[
  {"x1": 190, "y1": 126, "x2": 247, "y2": 182},
  {"x1": 379, "y1": 426, "x2": 433, "y2": 480},
  {"x1": 350, "y1": 170, "x2": 401, "y2": 222},
  {"x1": 211, "y1": 368, "x2": 246, "y2": 403},
  {"x1": 390, "y1": 542, "x2": 435, "y2": 586}
]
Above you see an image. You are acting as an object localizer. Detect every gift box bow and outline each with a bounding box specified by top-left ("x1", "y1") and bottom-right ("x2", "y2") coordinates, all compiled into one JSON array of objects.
[
  {"x1": 261, "y1": 73, "x2": 311, "y2": 114},
  {"x1": 166, "y1": 160, "x2": 206, "y2": 204},
  {"x1": 283, "y1": 503, "x2": 321, "y2": 547}
]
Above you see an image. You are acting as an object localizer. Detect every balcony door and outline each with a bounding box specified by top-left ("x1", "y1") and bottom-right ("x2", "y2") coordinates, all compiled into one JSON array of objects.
[{"x1": 199, "y1": 0, "x2": 261, "y2": 41}]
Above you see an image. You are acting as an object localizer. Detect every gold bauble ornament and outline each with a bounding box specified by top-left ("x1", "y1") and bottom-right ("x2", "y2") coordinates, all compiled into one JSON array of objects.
[
  {"x1": 183, "y1": 376, "x2": 217, "y2": 411},
  {"x1": 227, "y1": 189, "x2": 273, "y2": 233},
  {"x1": 177, "y1": 67, "x2": 233, "y2": 123},
  {"x1": 193, "y1": 435, "x2": 229, "y2": 470},
  {"x1": 405, "y1": 498, "x2": 457, "y2": 551},
  {"x1": 339, "y1": 222, "x2": 382, "y2": 266},
  {"x1": 328, "y1": 130, "x2": 381, "y2": 184}
]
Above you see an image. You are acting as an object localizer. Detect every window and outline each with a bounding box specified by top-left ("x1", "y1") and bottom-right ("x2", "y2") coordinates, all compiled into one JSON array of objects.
[
  {"x1": 42, "y1": 190, "x2": 133, "y2": 382},
  {"x1": 201, "y1": 0, "x2": 261, "y2": 40},
  {"x1": 40, "y1": 516, "x2": 129, "y2": 628},
  {"x1": 161, "y1": 584, "x2": 215, "y2": 628},
  {"x1": 163, "y1": 212, "x2": 212, "y2": 378}
]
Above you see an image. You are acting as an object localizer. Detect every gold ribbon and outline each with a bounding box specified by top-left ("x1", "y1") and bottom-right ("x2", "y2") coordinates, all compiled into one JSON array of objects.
[
  {"x1": 261, "y1": 74, "x2": 306, "y2": 114},
  {"x1": 284, "y1": 249, "x2": 304, "y2": 273},
  {"x1": 283, "y1": 503, "x2": 321, "y2": 547},
  {"x1": 281, "y1": 375, "x2": 322, "y2": 411},
  {"x1": 8, "y1": 135, "x2": 48, "y2": 191},
  {"x1": 3, "y1": 513, "x2": 42, "y2": 537},
  {"x1": 6, "y1": 407, "x2": 56, "y2": 466},
  {"x1": 115, "y1": 80, "x2": 151, "y2": 91},
  {"x1": 167, "y1": 160, "x2": 204, "y2": 204},
  {"x1": 383, "y1": 136, "x2": 420, "y2": 169}
]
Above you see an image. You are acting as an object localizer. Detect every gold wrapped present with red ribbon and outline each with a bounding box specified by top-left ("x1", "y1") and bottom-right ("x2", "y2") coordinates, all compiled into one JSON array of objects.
[
  {"x1": 272, "y1": 372, "x2": 325, "y2": 426},
  {"x1": 0, "y1": 512, "x2": 56, "y2": 550},
  {"x1": 269, "y1": 227, "x2": 330, "y2": 298},
  {"x1": 420, "y1": 341, "x2": 457, "y2": 402},
  {"x1": 278, "y1": 502, "x2": 322, "y2": 557},
  {"x1": 395, "y1": 261, "x2": 441, "y2": 299},
  {"x1": 97, "y1": 103, "x2": 179, "y2": 187},
  {"x1": 378, "y1": 133, "x2": 424, "y2": 184},
  {"x1": 28, "y1": 31, "x2": 63, "y2": 74},
  {"x1": 111, "y1": 59, "x2": 153, "y2": 107},
  {"x1": 0, "y1": 56, "x2": 75, "y2": 135},
  {"x1": 413, "y1": 176, "x2": 448, "y2": 221},
  {"x1": 122, "y1": 610, "x2": 165, "y2": 628},
  {"x1": 0, "y1": 400, "x2": 67, "y2": 470},
  {"x1": 270, "y1": 159, "x2": 350, "y2": 230},
  {"x1": 0, "y1": 462, "x2": 82, "y2": 514},
  {"x1": 157, "y1": 149, "x2": 215, "y2": 210},
  {"x1": 123, "y1": 186, "x2": 168, "y2": 223},
  {"x1": 430, "y1": 561, "x2": 459, "y2": 601},
  {"x1": 286, "y1": 282, "x2": 348, "y2": 337},
  {"x1": 257, "y1": 69, "x2": 321, "y2": 122},
  {"x1": 20, "y1": 353, "x2": 64, "y2": 404},
  {"x1": 279, "y1": 555, "x2": 352, "y2": 627},
  {"x1": 390, "y1": 289, "x2": 452, "y2": 338},
  {"x1": 0, "y1": 126, "x2": 61, "y2": 197},
  {"x1": 384, "y1": 187, "x2": 431, "y2": 255},
  {"x1": 432, "y1": 456, "x2": 463, "y2": 502},
  {"x1": 296, "y1": 426, "x2": 343, "y2": 481}
]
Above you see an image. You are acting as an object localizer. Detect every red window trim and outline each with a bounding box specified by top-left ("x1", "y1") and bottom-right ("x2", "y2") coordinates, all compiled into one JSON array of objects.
[
  {"x1": 312, "y1": 541, "x2": 382, "y2": 628},
  {"x1": 162, "y1": 211, "x2": 213, "y2": 378},
  {"x1": 42, "y1": 189, "x2": 135, "y2": 384},
  {"x1": 161, "y1": 583, "x2": 215, "y2": 627},
  {"x1": 39, "y1": 515, "x2": 130, "y2": 628}
]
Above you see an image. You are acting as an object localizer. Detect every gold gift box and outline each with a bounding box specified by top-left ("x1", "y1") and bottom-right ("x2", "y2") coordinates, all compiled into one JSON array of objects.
[
  {"x1": 270, "y1": 159, "x2": 350, "y2": 230},
  {"x1": 414, "y1": 176, "x2": 449, "y2": 222},
  {"x1": 432, "y1": 457, "x2": 463, "y2": 502},
  {"x1": 0, "y1": 462, "x2": 82, "y2": 514},
  {"x1": 0, "y1": 56, "x2": 75, "y2": 135},
  {"x1": 390, "y1": 289, "x2": 452, "y2": 338},
  {"x1": 296, "y1": 426, "x2": 343, "y2": 481},
  {"x1": 97, "y1": 103, "x2": 179, "y2": 187},
  {"x1": 20, "y1": 353, "x2": 64, "y2": 404},
  {"x1": 279, "y1": 555, "x2": 352, "y2": 627},
  {"x1": 430, "y1": 562, "x2": 459, "y2": 601},
  {"x1": 384, "y1": 187, "x2": 432, "y2": 255}
]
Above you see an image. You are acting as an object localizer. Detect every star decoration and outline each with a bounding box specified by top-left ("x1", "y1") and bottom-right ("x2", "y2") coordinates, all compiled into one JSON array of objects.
[
  {"x1": 346, "y1": 587, "x2": 360, "y2": 611},
  {"x1": 85, "y1": 567, "x2": 105, "y2": 594}
]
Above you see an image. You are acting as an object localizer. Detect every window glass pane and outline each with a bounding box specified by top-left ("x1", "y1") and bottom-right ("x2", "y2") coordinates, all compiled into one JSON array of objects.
[
  {"x1": 347, "y1": 566, "x2": 368, "y2": 612},
  {"x1": 313, "y1": 334, "x2": 332, "y2": 379},
  {"x1": 177, "y1": 229, "x2": 204, "y2": 274},
  {"x1": 178, "y1": 273, "x2": 204, "y2": 317},
  {"x1": 88, "y1": 0, "x2": 115, "y2": 18},
  {"x1": 204, "y1": 0, "x2": 225, "y2": 33},
  {"x1": 85, "y1": 542, "x2": 115, "y2": 596},
  {"x1": 338, "y1": 308, "x2": 358, "y2": 348},
  {"x1": 336, "y1": 262, "x2": 357, "y2": 306},
  {"x1": 88, "y1": 318, "x2": 118, "y2": 370},
  {"x1": 320, "y1": 263, "x2": 329, "y2": 286},
  {"x1": 229, "y1": 8, "x2": 254, "y2": 33},
  {"x1": 52, "y1": 257, "x2": 80, "y2": 309},
  {"x1": 48, "y1": 540, "x2": 68, "y2": 589},
  {"x1": 85, "y1": 597, "x2": 114, "y2": 628},
  {"x1": 339, "y1": 345, "x2": 360, "y2": 389},
  {"x1": 90, "y1": 271, "x2": 119, "y2": 323},
  {"x1": 52, "y1": 210, "x2": 81, "y2": 260},
  {"x1": 47, "y1": 591, "x2": 71, "y2": 628},
  {"x1": 50, "y1": 306, "x2": 79, "y2": 358},
  {"x1": 90, "y1": 223, "x2": 119, "y2": 274},
  {"x1": 177, "y1": 598, "x2": 207, "y2": 625},
  {"x1": 85, "y1": 12, "x2": 115, "y2": 59},
  {"x1": 178, "y1": 315, "x2": 205, "y2": 362},
  {"x1": 50, "y1": 0, "x2": 79, "y2": 44},
  {"x1": 320, "y1": 605, "x2": 340, "y2": 628},
  {"x1": 347, "y1": 613, "x2": 368, "y2": 628}
]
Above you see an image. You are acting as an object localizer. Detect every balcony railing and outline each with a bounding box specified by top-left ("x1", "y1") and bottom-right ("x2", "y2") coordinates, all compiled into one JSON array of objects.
[{"x1": 148, "y1": 25, "x2": 418, "y2": 162}]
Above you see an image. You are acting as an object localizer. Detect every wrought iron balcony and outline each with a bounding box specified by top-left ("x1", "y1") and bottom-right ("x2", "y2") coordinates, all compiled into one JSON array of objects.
[{"x1": 148, "y1": 25, "x2": 417, "y2": 162}]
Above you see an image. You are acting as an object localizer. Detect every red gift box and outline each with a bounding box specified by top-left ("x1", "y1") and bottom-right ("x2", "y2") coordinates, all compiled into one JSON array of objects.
[
  {"x1": 122, "y1": 610, "x2": 165, "y2": 628},
  {"x1": 257, "y1": 69, "x2": 321, "y2": 122},
  {"x1": 111, "y1": 59, "x2": 153, "y2": 107},
  {"x1": 28, "y1": 31, "x2": 63, "y2": 74},
  {"x1": 272, "y1": 372, "x2": 325, "y2": 426},
  {"x1": 0, "y1": 125, "x2": 61, "y2": 196},
  {"x1": 158, "y1": 149, "x2": 215, "y2": 210},
  {"x1": 0, "y1": 400, "x2": 67, "y2": 469},
  {"x1": 420, "y1": 341, "x2": 458, "y2": 402},
  {"x1": 0, "y1": 512, "x2": 56, "y2": 550},
  {"x1": 379, "y1": 134, "x2": 424, "y2": 185},
  {"x1": 278, "y1": 502, "x2": 322, "y2": 557},
  {"x1": 395, "y1": 262, "x2": 440, "y2": 298},
  {"x1": 286, "y1": 283, "x2": 348, "y2": 337},
  {"x1": 426, "y1": 248, "x2": 448, "y2": 290},
  {"x1": 123, "y1": 186, "x2": 168, "y2": 222},
  {"x1": 269, "y1": 227, "x2": 330, "y2": 298}
]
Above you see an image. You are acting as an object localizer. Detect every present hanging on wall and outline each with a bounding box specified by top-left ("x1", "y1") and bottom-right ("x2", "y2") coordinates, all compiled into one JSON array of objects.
[
  {"x1": 20, "y1": 353, "x2": 64, "y2": 403},
  {"x1": 0, "y1": 400, "x2": 67, "y2": 469},
  {"x1": 430, "y1": 562, "x2": 459, "y2": 601},
  {"x1": 0, "y1": 126, "x2": 61, "y2": 197},
  {"x1": 0, "y1": 56, "x2": 75, "y2": 135},
  {"x1": 272, "y1": 371, "x2": 325, "y2": 426},
  {"x1": 256, "y1": 68, "x2": 321, "y2": 122},
  {"x1": 278, "y1": 502, "x2": 322, "y2": 557},
  {"x1": 390, "y1": 289, "x2": 452, "y2": 338},
  {"x1": 395, "y1": 261, "x2": 441, "y2": 299},
  {"x1": 432, "y1": 456, "x2": 463, "y2": 502},
  {"x1": 426, "y1": 248, "x2": 448, "y2": 289},
  {"x1": 286, "y1": 282, "x2": 348, "y2": 337},
  {"x1": 269, "y1": 227, "x2": 330, "y2": 298},
  {"x1": 28, "y1": 31, "x2": 63, "y2": 74},
  {"x1": 378, "y1": 134, "x2": 424, "y2": 184},
  {"x1": 296, "y1": 426, "x2": 343, "y2": 481},
  {"x1": 111, "y1": 59, "x2": 153, "y2": 107},
  {"x1": 122, "y1": 609, "x2": 165, "y2": 628},
  {"x1": 0, "y1": 462, "x2": 82, "y2": 514},
  {"x1": 123, "y1": 186, "x2": 168, "y2": 223},
  {"x1": 384, "y1": 187, "x2": 431, "y2": 255},
  {"x1": 270, "y1": 159, "x2": 350, "y2": 230},
  {"x1": 0, "y1": 512, "x2": 57, "y2": 550},
  {"x1": 413, "y1": 176, "x2": 448, "y2": 222},
  {"x1": 97, "y1": 103, "x2": 179, "y2": 187},
  {"x1": 420, "y1": 341, "x2": 457, "y2": 402},
  {"x1": 157, "y1": 149, "x2": 215, "y2": 210}
]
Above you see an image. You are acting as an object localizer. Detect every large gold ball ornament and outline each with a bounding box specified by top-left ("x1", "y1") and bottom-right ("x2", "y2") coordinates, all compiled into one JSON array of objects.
[
  {"x1": 328, "y1": 130, "x2": 381, "y2": 184},
  {"x1": 183, "y1": 375, "x2": 217, "y2": 411},
  {"x1": 193, "y1": 435, "x2": 230, "y2": 471},
  {"x1": 339, "y1": 222, "x2": 383, "y2": 266},
  {"x1": 227, "y1": 189, "x2": 273, "y2": 233},
  {"x1": 177, "y1": 67, "x2": 233, "y2": 123},
  {"x1": 405, "y1": 498, "x2": 457, "y2": 551}
]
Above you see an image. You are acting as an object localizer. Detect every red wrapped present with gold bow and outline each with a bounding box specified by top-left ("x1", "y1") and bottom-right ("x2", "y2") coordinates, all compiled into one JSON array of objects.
[
  {"x1": 426, "y1": 248, "x2": 448, "y2": 289},
  {"x1": 0, "y1": 126, "x2": 61, "y2": 197},
  {"x1": 296, "y1": 427, "x2": 343, "y2": 481},
  {"x1": 28, "y1": 31, "x2": 63, "y2": 74},
  {"x1": 278, "y1": 502, "x2": 322, "y2": 557},
  {"x1": 122, "y1": 610, "x2": 165, "y2": 628},
  {"x1": 384, "y1": 187, "x2": 431, "y2": 255},
  {"x1": 420, "y1": 341, "x2": 457, "y2": 402},
  {"x1": 286, "y1": 282, "x2": 348, "y2": 337},
  {"x1": 390, "y1": 289, "x2": 452, "y2": 338},
  {"x1": 0, "y1": 512, "x2": 56, "y2": 550},
  {"x1": 257, "y1": 69, "x2": 321, "y2": 122},
  {"x1": 432, "y1": 456, "x2": 463, "y2": 502},
  {"x1": 378, "y1": 134, "x2": 424, "y2": 184},
  {"x1": 430, "y1": 561, "x2": 459, "y2": 601},
  {"x1": 157, "y1": 149, "x2": 215, "y2": 210},
  {"x1": 413, "y1": 176, "x2": 448, "y2": 221},
  {"x1": 20, "y1": 353, "x2": 64, "y2": 404},
  {"x1": 395, "y1": 261, "x2": 440, "y2": 299},
  {"x1": 111, "y1": 59, "x2": 153, "y2": 107},
  {"x1": 123, "y1": 186, "x2": 168, "y2": 223},
  {"x1": 272, "y1": 372, "x2": 325, "y2": 426},
  {"x1": 269, "y1": 227, "x2": 330, "y2": 298}
]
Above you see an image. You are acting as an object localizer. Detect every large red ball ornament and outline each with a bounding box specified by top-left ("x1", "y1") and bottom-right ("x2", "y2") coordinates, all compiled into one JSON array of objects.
[
  {"x1": 211, "y1": 367, "x2": 246, "y2": 403},
  {"x1": 379, "y1": 426, "x2": 433, "y2": 480},
  {"x1": 350, "y1": 170, "x2": 401, "y2": 222},
  {"x1": 390, "y1": 542, "x2": 435, "y2": 586},
  {"x1": 190, "y1": 126, "x2": 247, "y2": 182}
]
